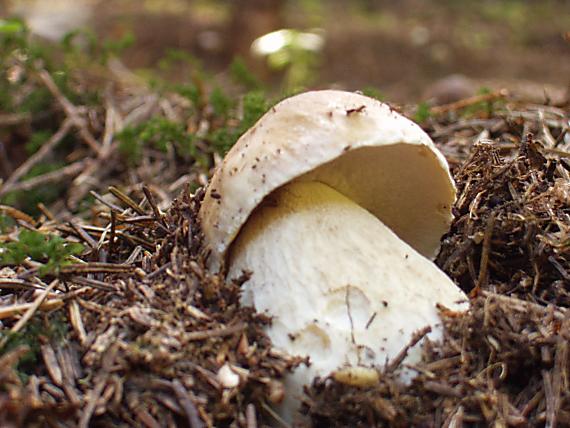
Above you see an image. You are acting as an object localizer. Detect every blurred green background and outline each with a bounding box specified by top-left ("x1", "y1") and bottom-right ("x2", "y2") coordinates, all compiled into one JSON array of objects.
[{"x1": 2, "y1": 0, "x2": 570, "y2": 102}]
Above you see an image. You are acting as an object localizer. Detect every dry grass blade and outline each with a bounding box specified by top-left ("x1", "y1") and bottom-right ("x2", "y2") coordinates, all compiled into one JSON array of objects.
[
  {"x1": 5, "y1": 160, "x2": 88, "y2": 193},
  {"x1": 430, "y1": 89, "x2": 509, "y2": 115},
  {"x1": 0, "y1": 112, "x2": 31, "y2": 126},
  {"x1": 0, "y1": 298, "x2": 64, "y2": 319},
  {"x1": 41, "y1": 342, "x2": 63, "y2": 386},
  {"x1": 108, "y1": 186, "x2": 146, "y2": 215},
  {"x1": 68, "y1": 299, "x2": 87, "y2": 345},
  {"x1": 183, "y1": 323, "x2": 246, "y2": 342},
  {"x1": 172, "y1": 379, "x2": 205, "y2": 428},
  {"x1": 8, "y1": 280, "x2": 59, "y2": 334},
  {"x1": 385, "y1": 326, "x2": 431, "y2": 373},
  {"x1": 78, "y1": 375, "x2": 108, "y2": 428},
  {"x1": 476, "y1": 212, "x2": 495, "y2": 290},
  {"x1": 479, "y1": 291, "x2": 567, "y2": 319},
  {"x1": 0, "y1": 119, "x2": 72, "y2": 196},
  {"x1": 89, "y1": 191, "x2": 124, "y2": 213},
  {"x1": 0, "y1": 278, "x2": 43, "y2": 291},
  {"x1": 247, "y1": 403, "x2": 258, "y2": 428},
  {"x1": 68, "y1": 221, "x2": 98, "y2": 249},
  {"x1": 143, "y1": 185, "x2": 167, "y2": 228},
  {"x1": 37, "y1": 69, "x2": 102, "y2": 155},
  {"x1": 262, "y1": 401, "x2": 292, "y2": 428},
  {"x1": 109, "y1": 211, "x2": 117, "y2": 256},
  {"x1": 0, "y1": 205, "x2": 37, "y2": 225},
  {"x1": 70, "y1": 276, "x2": 117, "y2": 292},
  {"x1": 60, "y1": 262, "x2": 135, "y2": 274}
]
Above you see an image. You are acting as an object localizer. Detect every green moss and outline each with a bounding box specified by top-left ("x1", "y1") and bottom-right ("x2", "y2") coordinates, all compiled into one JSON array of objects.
[
  {"x1": 62, "y1": 28, "x2": 135, "y2": 66},
  {"x1": 461, "y1": 87, "x2": 505, "y2": 118},
  {"x1": 0, "y1": 18, "x2": 25, "y2": 34},
  {"x1": 174, "y1": 82, "x2": 202, "y2": 108},
  {"x1": 241, "y1": 91, "x2": 269, "y2": 129},
  {"x1": 19, "y1": 86, "x2": 53, "y2": 114},
  {"x1": 230, "y1": 57, "x2": 262, "y2": 90},
  {"x1": 0, "y1": 215, "x2": 15, "y2": 233},
  {"x1": 209, "y1": 127, "x2": 235, "y2": 155},
  {"x1": 0, "y1": 229, "x2": 84, "y2": 276},
  {"x1": 361, "y1": 87, "x2": 385, "y2": 101},
  {"x1": 414, "y1": 102, "x2": 432, "y2": 123},
  {"x1": 25, "y1": 131, "x2": 51, "y2": 155},
  {"x1": 210, "y1": 86, "x2": 233, "y2": 118},
  {"x1": 158, "y1": 48, "x2": 202, "y2": 73},
  {"x1": 209, "y1": 90, "x2": 271, "y2": 154},
  {"x1": 0, "y1": 312, "x2": 69, "y2": 382},
  {"x1": 1, "y1": 163, "x2": 66, "y2": 214},
  {"x1": 118, "y1": 118, "x2": 197, "y2": 165}
]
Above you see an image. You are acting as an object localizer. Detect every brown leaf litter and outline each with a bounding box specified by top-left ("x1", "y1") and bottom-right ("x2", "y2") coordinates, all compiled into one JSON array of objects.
[
  {"x1": 0, "y1": 85, "x2": 569, "y2": 427},
  {"x1": 0, "y1": 189, "x2": 304, "y2": 427}
]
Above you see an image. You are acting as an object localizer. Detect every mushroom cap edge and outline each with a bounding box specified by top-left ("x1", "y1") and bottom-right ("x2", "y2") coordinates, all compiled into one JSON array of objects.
[{"x1": 199, "y1": 90, "x2": 456, "y2": 271}]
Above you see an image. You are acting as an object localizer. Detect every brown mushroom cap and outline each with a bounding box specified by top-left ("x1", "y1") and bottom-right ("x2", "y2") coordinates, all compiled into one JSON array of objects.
[{"x1": 199, "y1": 90, "x2": 455, "y2": 270}]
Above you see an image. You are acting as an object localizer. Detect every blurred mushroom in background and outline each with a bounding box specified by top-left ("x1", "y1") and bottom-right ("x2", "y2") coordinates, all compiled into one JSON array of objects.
[
  {"x1": 228, "y1": 0, "x2": 285, "y2": 57},
  {"x1": 7, "y1": 0, "x2": 94, "y2": 41}
]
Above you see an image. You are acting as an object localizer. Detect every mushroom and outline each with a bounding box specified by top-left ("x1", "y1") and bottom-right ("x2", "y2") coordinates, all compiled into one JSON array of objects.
[{"x1": 199, "y1": 90, "x2": 468, "y2": 421}]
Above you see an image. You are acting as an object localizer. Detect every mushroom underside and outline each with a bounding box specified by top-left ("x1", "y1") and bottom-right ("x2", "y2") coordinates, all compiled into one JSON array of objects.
[{"x1": 299, "y1": 143, "x2": 455, "y2": 259}]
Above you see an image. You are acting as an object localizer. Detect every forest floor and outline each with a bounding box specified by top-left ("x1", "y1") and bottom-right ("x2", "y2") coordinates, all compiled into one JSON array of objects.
[{"x1": 0, "y1": 4, "x2": 570, "y2": 427}]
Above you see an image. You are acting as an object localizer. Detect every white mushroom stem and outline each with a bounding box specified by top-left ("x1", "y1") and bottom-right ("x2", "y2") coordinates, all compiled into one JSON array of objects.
[{"x1": 228, "y1": 181, "x2": 468, "y2": 421}]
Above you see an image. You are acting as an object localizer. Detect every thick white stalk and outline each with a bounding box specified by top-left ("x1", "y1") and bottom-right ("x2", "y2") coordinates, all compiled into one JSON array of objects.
[{"x1": 228, "y1": 181, "x2": 467, "y2": 421}]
